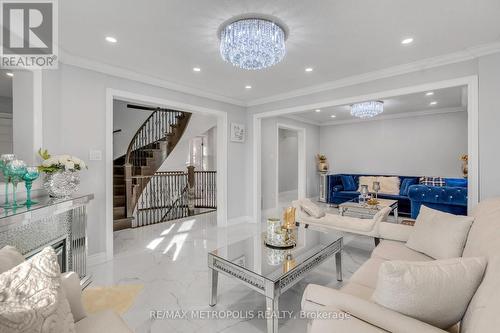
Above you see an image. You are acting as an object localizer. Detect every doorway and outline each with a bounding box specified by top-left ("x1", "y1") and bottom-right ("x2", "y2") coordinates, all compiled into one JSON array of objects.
[{"x1": 277, "y1": 128, "x2": 299, "y2": 208}]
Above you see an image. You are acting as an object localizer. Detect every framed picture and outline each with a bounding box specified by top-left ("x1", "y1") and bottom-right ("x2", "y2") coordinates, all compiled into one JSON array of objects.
[{"x1": 230, "y1": 122, "x2": 246, "y2": 142}]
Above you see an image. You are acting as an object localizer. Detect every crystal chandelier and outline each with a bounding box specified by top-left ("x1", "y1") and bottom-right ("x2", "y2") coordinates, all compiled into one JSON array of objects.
[
  {"x1": 219, "y1": 18, "x2": 286, "y2": 70},
  {"x1": 350, "y1": 101, "x2": 384, "y2": 119}
]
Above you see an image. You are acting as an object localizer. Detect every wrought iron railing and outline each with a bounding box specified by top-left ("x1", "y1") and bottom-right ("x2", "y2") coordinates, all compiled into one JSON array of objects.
[
  {"x1": 132, "y1": 170, "x2": 217, "y2": 227},
  {"x1": 194, "y1": 171, "x2": 217, "y2": 208}
]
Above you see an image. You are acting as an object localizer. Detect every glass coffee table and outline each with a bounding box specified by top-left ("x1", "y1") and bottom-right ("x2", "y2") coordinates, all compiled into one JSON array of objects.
[
  {"x1": 339, "y1": 197, "x2": 398, "y2": 221},
  {"x1": 208, "y1": 226, "x2": 343, "y2": 333}
]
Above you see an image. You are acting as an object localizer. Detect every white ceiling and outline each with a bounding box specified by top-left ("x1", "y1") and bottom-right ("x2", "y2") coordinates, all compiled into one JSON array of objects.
[
  {"x1": 59, "y1": 0, "x2": 500, "y2": 104},
  {"x1": 289, "y1": 86, "x2": 466, "y2": 125}
]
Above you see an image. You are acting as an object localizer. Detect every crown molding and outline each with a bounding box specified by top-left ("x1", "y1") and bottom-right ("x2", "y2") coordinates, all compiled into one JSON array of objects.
[
  {"x1": 281, "y1": 114, "x2": 322, "y2": 126},
  {"x1": 58, "y1": 49, "x2": 247, "y2": 107},
  {"x1": 247, "y1": 41, "x2": 500, "y2": 107},
  {"x1": 317, "y1": 106, "x2": 466, "y2": 127}
]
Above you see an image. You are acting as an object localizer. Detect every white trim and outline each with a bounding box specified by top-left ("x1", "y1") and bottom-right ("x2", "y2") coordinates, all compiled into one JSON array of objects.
[
  {"x1": 248, "y1": 42, "x2": 500, "y2": 106},
  {"x1": 282, "y1": 114, "x2": 322, "y2": 126},
  {"x1": 60, "y1": 43, "x2": 500, "y2": 109},
  {"x1": 289, "y1": 106, "x2": 466, "y2": 127},
  {"x1": 105, "y1": 89, "x2": 228, "y2": 261},
  {"x1": 275, "y1": 123, "x2": 306, "y2": 210},
  {"x1": 252, "y1": 75, "x2": 479, "y2": 220},
  {"x1": 227, "y1": 216, "x2": 252, "y2": 225},
  {"x1": 60, "y1": 50, "x2": 245, "y2": 107},
  {"x1": 87, "y1": 252, "x2": 107, "y2": 267}
]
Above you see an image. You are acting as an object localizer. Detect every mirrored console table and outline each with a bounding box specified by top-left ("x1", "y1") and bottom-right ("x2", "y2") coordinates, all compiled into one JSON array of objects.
[{"x1": 0, "y1": 194, "x2": 94, "y2": 287}]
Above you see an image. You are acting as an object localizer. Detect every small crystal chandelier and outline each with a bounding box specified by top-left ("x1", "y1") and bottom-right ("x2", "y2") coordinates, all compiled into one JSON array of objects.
[
  {"x1": 219, "y1": 17, "x2": 287, "y2": 70},
  {"x1": 350, "y1": 101, "x2": 384, "y2": 119}
]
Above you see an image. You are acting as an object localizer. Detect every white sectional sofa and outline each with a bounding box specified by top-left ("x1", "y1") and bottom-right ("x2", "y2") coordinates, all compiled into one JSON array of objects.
[{"x1": 301, "y1": 197, "x2": 500, "y2": 333}]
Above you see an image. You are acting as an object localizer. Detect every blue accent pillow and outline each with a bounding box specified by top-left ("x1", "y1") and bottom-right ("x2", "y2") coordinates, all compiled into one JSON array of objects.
[
  {"x1": 445, "y1": 178, "x2": 468, "y2": 187},
  {"x1": 340, "y1": 175, "x2": 357, "y2": 191},
  {"x1": 400, "y1": 178, "x2": 418, "y2": 196}
]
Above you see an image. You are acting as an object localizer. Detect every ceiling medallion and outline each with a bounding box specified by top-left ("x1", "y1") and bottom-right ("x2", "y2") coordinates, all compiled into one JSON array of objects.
[
  {"x1": 219, "y1": 15, "x2": 287, "y2": 70},
  {"x1": 350, "y1": 101, "x2": 384, "y2": 119}
]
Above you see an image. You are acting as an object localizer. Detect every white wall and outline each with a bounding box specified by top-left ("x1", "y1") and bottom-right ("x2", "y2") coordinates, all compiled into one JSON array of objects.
[
  {"x1": 478, "y1": 53, "x2": 500, "y2": 200},
  {"x1": 158, "y1": 113, "x2": 217, "y2": 171},
  {"x1": 42, "y1": 63, "x2": 248, "y2": 257},
  {"x1": 112, "y1": 100, "x2": 153, "y2": 159},
  {"x1": 319, "y1": 111, "x2": 467, "y2": 177},
  {"x1": 278, "y1": 128, "x2": 298, "y2": 192},
  {"x1": 261, "y1": 116, "x2": 319, "y2": 210}
]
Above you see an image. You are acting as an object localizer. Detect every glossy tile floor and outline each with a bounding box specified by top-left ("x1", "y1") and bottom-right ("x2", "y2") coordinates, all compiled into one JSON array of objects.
[{"x1": 90, "y1": 211, "x2": 374, "y2": 333}]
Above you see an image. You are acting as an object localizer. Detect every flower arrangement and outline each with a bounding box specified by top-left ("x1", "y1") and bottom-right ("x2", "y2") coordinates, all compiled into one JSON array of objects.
[
  {"x1": 38, "y1": 149, "x2": 87, "y2": 174},
  {"x1": 460, "y1": 154, "x2": 468, "y2": 178},
  {"x1": 316, "y1": 154, "x2": 329, "y2": 172}
]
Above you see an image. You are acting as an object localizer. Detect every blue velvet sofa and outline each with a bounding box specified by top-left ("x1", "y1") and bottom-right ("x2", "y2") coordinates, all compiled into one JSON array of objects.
[
  {"x1": 408, "y1": 178, "x2": 468, "y2": 218},
  {"x1": 327, "y1": 174, "x2": 468, "y2": 218}
]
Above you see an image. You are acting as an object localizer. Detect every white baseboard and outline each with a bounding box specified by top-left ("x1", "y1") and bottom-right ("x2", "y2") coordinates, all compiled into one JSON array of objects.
[
  {"x1": 87, "y1": 252, "x2": 107, "y2": 267},
  {"x1": 227, "y1": 216, "x2": 252, "y2": 225}
]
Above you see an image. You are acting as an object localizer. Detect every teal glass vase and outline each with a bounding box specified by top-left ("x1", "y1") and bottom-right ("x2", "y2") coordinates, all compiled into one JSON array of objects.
[
  {"x1": 23, "y1": 167, "x2": 40, "y2": 207},
  {"x1": 0, "y1": 154, "x2": 15, "y2": 208},
  {"x1": 6, "y1": 159, "x2": 27, "y2": 208}
]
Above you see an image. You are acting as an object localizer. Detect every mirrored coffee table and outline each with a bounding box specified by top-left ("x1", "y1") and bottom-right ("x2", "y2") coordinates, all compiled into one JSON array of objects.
[
  {"x1": 208, "y1": 227, "x2": 343, "y2": 333},
  {"x1": 339, "y1": 197, "x2": 398, "y2": 221}
]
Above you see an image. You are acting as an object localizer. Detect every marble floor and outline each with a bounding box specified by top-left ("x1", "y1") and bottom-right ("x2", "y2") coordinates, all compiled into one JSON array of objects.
[{"x1": 89, "y1": 211, "x2": 375, "y2": 333}]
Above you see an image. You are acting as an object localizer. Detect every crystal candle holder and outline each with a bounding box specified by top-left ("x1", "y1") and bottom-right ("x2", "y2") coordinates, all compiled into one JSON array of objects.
[
  {"x1": 0, "y1": 154, "x2": 15, "y2": 208},
  {"x1": 23, "y1": 167, "x2": 40, "y2": 207}
]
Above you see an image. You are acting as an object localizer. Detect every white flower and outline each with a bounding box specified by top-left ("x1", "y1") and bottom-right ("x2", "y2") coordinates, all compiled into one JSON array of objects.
[
  {"x1": 43, "y1": 157, "x2": 57, "y2": 167},
  {"x1": 64, "y1": 161, "x2": 75, "y2": 170},
  {"x1": 79, "y1": 160, "x2": 86, "y2": 169}
]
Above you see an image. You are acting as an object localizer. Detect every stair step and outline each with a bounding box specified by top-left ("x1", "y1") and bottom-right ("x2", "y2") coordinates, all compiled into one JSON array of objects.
[
  {"x1": 113, "y1": 176, "x2": 125, "y2": 185},
  {"x1": 113, "y1": 194, "x2": 125, "y2": 206},
  {"x1": 114, "y1": 185, "x2": 125, "y2": 195},
  {"x1": 113, "y1": 217, "x2": 133, "y2": 231},
  {"x1": 113, "y1": 206, "x2": 126, "y2": 219}
]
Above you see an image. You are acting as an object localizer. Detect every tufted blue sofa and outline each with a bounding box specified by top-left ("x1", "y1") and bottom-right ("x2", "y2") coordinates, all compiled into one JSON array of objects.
[
  {"x1": 408, "y1": 179, "x2": 468, "y2": 218},
  {"x1": 327, "y1": 174, "x2": 468, "y2": 218},
  {"x1": 327, "y1": 174, "x2": 419, "y2": 216}
]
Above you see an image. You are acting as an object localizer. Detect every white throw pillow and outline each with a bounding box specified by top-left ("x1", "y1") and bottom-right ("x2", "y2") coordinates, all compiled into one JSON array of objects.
[
  {"x1": 377, "y1": 176, "x2": 400, "y2": 195},
  {"x1": 300, "y1": 198, "x2": 325, "y2": 218},
  {"x1": 406, "y1": 206, "x2": 474, "y2": 259},
  {"x1": 358, "y1": 176, "x2": 377, "y2": 192},
  {"x1": 0, "y1": 245, "x2": 24, "y2": 274},
  {"x1": 0, "y1": 247, "x2": 76, "y2": 333},
  {"x1": 372, "y1": 257, "x2": 487, "y2": 329}
]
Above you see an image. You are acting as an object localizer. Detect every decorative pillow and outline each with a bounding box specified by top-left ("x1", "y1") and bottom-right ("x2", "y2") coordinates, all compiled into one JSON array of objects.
[
  {"x1": 419, "y1": 176, "x2": 445, "y2": 187},
  {"x1": 358, "y1": 176, "x2": 377, "y2": 192},
  {"x1": 399, "y1": 178, "x2": 418, "y2": 196},
  {"x1": 377, "y1": 176, "x2": 400, "y2": 195},
  {"x1": 300, "y1": 199, "x2": 325, "y2": 218},
  {"x1": 406, "y1": 206, "x2": 474, "y2": 259},
  {"x1": 0, "y1": 245, "x2": 24, "y2": 274},
  {"x1": 372, "y1": 257, "x2": 487, "y2": 329},
  {"x1": 445, "y1": 178, "x2": 468, "y2": 187},
  {"x1": 0, "y1": 247, "x2": 76, "y2": 333},
  {"x1": 340, "y1": 175, "x2": 357, "y2": 191}
]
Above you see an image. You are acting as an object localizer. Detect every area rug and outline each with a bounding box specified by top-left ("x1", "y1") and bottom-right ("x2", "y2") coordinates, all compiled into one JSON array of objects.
[{"x1": 82, "y1": 284, "x2": 144, "y2": 315}]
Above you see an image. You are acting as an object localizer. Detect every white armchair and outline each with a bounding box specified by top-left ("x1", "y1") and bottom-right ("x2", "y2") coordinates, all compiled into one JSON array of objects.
[{"x1": 0, "y1": 246, "x2": 132, "y2": 333}]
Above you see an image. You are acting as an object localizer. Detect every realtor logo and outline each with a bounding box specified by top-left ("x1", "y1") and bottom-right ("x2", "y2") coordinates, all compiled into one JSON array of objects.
[{"x1": 0, "y1": 0, "x2": 58, "y2": 69}]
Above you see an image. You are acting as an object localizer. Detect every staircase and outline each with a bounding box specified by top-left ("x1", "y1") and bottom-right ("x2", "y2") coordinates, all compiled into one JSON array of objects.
[{"x1": 113, "y1": 107, "x2": 191, "y2": 231}]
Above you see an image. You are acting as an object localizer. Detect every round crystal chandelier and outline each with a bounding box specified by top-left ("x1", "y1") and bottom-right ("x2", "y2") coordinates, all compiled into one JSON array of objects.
[
  {"x1": 219, "y1": 17, "x2": 287, "y2": 70},
  {"x1": 350, "y1": 101, "x2": 384, "y2": 119}
]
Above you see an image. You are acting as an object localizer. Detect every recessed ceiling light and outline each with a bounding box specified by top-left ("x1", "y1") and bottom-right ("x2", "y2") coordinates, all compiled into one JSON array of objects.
[
  {"x1": 330, "y1": 115, "x2": 336, "y2": 118},
  {"x1": 305, "y1": 67, "x2": 313, "y2": 72},
  {"x1": 425, "y1": 91, "x2": 434, "y2": 96},
  {"x1": 315, "y1": 109, "x2": 321, "y2": 113},
  {"x1": 105, "y1": 36, "x2": 117, "y2": 43},
  {"x1": 430, "y1": 101, "x2": 438, "y2": 106},
  {"x1": 245, "y1": 85, "x2": 252, "y2": 89},
  {"x1": 5, "y1": 72, "x2": 13, "y2": 77},
  {"x1": 401, "y1": 37, "x2": 414, "y2": 45},
  {"x1": 193, "y1": 67, "x2": 201, "y2": 72}
]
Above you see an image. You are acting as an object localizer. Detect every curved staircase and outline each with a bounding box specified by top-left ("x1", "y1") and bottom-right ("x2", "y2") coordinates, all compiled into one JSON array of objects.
[{"x1": 113, "y1": 106, "x2": 191, "y2": 231}]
